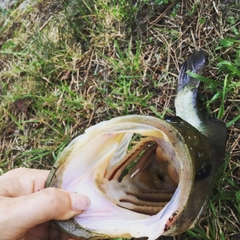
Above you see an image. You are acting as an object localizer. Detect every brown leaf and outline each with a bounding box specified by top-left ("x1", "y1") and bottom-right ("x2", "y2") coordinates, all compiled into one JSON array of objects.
[
  {"x1": 15, "y1": 99, "x2": 30, "y2": 113},
  {"x1": 60, "y1": 70, "x2": 71, "y2": 80}
]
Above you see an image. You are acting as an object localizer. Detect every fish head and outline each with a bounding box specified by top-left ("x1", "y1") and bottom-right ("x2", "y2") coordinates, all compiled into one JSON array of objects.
[{"x1": 46, "y1": 115, "x2": 215, "y2": 239}]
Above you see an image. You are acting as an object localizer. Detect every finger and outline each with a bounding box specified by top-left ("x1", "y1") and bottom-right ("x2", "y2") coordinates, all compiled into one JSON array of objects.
[
  {"x1": 0, "y1": 168, "x2": 50, "y2": 197},
  {"x1": 61, "y1": 232, "x2": 76, "y2": 240},
  {"x1": 51, "y1": 222, "x2": 77, "y2": 240},
  {"x1": 25, "y1": 222, "x2": 73, "y2": 240},
  {"x1": 25, "y1": 222, "x2": 52, "y2": 240},
  {"x1": 0, "y1": 188, "x2": 90, "y2": 238}
]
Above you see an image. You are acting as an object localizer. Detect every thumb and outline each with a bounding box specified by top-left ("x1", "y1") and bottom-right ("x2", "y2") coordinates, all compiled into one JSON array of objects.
[{"x1": 1, "y1": 188, "x2": 90, "y2": 229}]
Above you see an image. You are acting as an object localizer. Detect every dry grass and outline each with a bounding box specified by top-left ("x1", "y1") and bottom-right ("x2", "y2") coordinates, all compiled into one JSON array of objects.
[{"x1": 0, "y1": 0, "x2": 239, "y2": 239}]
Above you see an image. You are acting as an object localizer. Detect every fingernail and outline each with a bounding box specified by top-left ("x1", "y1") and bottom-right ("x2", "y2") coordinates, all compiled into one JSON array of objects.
[{"x1": 70, "y1": 193, "x2": 91, "y2": 211}]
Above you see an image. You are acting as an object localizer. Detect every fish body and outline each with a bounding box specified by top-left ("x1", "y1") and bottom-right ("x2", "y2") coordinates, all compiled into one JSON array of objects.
[
  {"x1": 46, "y1": 51, "x2": 227, "y2": 239},
  {"x1": 175, "y1": 50, "x2": 227, "y2": 169}
]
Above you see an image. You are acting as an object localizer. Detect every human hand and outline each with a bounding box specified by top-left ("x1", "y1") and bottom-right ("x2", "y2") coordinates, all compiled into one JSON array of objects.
[{"x1": 0, "y1": 168, "x2": 91, "y2": 240}]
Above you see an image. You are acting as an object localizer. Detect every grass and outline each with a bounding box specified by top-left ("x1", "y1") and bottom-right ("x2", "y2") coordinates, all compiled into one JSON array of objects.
[{"x1": 0, "y1": 0, "x2": 239, "y2": 239}]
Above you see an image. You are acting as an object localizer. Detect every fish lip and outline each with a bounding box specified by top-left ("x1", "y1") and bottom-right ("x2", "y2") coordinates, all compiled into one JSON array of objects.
[{"x1": 46, "y1": 115, "x2": 202, "y2": 239}]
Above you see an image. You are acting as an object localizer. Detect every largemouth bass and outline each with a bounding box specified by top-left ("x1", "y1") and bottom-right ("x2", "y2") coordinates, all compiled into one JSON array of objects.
[{"x1": 46, "y1": 51, "x2": 227, "y2": 239}]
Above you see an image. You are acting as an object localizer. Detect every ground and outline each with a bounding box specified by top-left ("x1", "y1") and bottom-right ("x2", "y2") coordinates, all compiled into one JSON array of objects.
[{"x1": 0, "y1": 0, "x2": 239, "y2": 239}]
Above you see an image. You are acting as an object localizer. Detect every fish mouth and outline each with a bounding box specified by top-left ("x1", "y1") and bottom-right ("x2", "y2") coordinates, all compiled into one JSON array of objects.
[{"x1": 47, "y1": 115, "x2": 200, "y2": 239}]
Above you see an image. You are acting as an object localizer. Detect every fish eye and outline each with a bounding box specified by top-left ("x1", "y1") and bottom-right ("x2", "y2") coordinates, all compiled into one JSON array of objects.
[{"x1": 195, "y1": 162, "x2": 212, "y2": 181}]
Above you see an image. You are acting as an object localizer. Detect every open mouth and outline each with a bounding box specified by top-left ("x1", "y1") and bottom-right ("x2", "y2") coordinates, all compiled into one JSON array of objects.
[{"x1": 47, "y1": 115, "x2": 195, "y2": 239}]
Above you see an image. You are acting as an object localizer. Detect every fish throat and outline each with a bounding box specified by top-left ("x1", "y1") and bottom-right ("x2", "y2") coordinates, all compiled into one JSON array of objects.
[{"x1": 99, "y1": 135, "x2": 179, "y2": 216}]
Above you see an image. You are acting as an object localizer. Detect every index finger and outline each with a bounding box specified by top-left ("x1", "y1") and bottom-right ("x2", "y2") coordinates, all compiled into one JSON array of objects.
[{"x1": 0, "y1": 168, "x2": 50, "y2": 197}]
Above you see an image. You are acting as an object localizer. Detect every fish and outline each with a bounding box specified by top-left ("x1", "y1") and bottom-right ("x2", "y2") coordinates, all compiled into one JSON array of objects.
[{"x1": 46, "y1": 51, "x2": 227, "y2": 240}]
